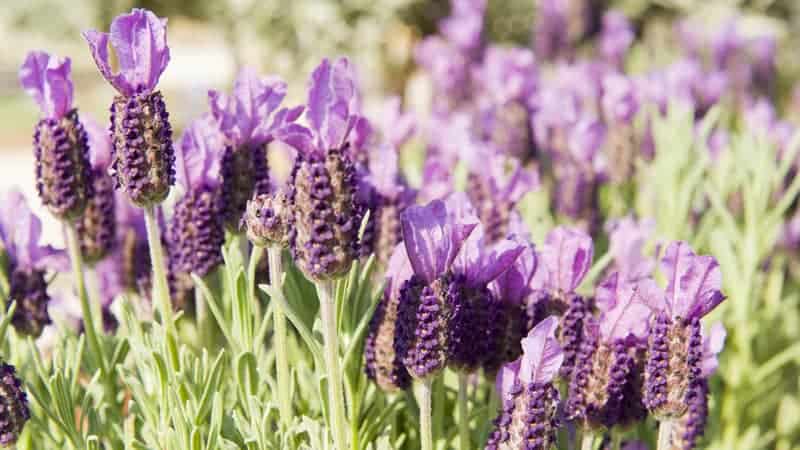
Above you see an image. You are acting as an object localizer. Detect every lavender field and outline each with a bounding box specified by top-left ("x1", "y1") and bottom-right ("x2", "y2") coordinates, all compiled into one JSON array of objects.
[{"x1": 1, "y1": 1, "x2": 799, "y2": 449}]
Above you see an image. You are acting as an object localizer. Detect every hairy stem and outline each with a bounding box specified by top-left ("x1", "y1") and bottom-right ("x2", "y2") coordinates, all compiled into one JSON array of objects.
[
  {"x1": 458, "y1": 373, "x2": 470, "y2": 450},
  {"x1": 247, "y1": 245, "x2": 264, "y2": 317},
  {"x1": 143, "y1": 206, "x2": 174, "y2": 330},
  {"x1": 318, "y1": 279, "x2": 348, "y2": 450},
  {"x1": 419, "y1": 378, "x2": 434, "y2": 450},
  {"x1": 268, "y1": 246, "x2": 292, "y2": 427},
  {"x1": 581, "y1": 432, "x2": 596, "y2": 450}
]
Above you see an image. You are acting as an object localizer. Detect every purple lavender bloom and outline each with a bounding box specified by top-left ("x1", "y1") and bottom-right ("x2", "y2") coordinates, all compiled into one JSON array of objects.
[
  {"x1": 416, "y1": 37, "x2": 472, "y2": 111},
  {"x1": 373, "y1": 97, "x2": 416, "y2": 150},
  {"x1": 602, "y1": 74, "x2": 639, "y2": 125},
  {"x1": 0, "y1": 361, "x2": 30, "y2": 446},
  {"x1": 167, "y1": 116, "x2": 226, "y2": 306},
  {"x1": 83, "y1": 9, "x2": 175, "y2": 207},
  {"x1": 600, "y1": 11, "x2": 634, "y2": 69},
  {"x1": 0, "y1": 191, "x2": 63, "y2": 337},
  {"x1": 365, "y1": 244, "x2": 414, "y2": 391},
  {"x1": 396, "y1": 194, "x2": 523, "y2": 377},
  {"x1": 485, "y1": 317, "x2": 563, "y2": 450},
  {"x1": 361, "y1": 143, "x2": 417, "y2": 263},
  {"x1": 530, "y1": 226, "x2": 593, "y2": 377},
  {"x1": 567, "y1": 278, "x2": 657, "y2": 428},
  {"x1": 552, "y1": 118, "x2": 604, "y2": 226},
  {"x1": 534, "y1": 0, "x2": 601, "y2": 62},
  {"x1": 672, "y1": 323, "x2": 725, "y2": 449},
  {"x1": 280, "y1": 58, "x2": 365, "y2": 281},
  {"x1": 466, "y1": 151, "x2": 538, "y2": 242},
  {"x1": 20, "y1": 51, "x2": 92, "y2": 221},
  {"x1": 474, "y1": 46, "x2": 539, "y2": 160},
  {"x1": 644, "y1": 241, "x2": 725, "y2": 419},
  {"x1": 209, "y1": 67, "x2": 301, "y2": 229},
  {"x1": 115, "y1": 191, "x2": 151, "y2": 298},
  {"x1": 75, "y1": 115, "x2": 116, "y2": 264}
]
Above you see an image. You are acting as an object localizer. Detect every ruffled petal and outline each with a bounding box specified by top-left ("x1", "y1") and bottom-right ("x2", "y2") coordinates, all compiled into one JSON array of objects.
[
  {"x1": 661, "y1": 241, "x2": 724, "y2": 321},
  {"x1": 19, "y1": 51, "x2": 73, "y2": 119},
  {"x1": 82, "y1": 114, "x2": 112, "y2": 170},
  {"x1": 599, "y1": 278, "x2": 658, "y2": 341},
  {"x1": 540, "y1": 226, "x2": 594, "y2": 293},
  {"x1": 178, "y1": 115, "x2": 224, "y2": 190},
  {"x1": 519, "y1": 316, "x2": 564, "y2": 385}
]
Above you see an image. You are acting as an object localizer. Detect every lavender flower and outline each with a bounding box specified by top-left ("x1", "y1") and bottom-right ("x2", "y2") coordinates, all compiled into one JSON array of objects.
[
  {"x1": 485, "y1": 241, "x2": 538, "y2": 374},
  {"x1": 75, "y1": 116, "x2": 116, "y2": 264},
  {"x1": 466, "y1": 152, "x2": 538, "y2": 242},
  {"x1": 360, "y1": 144, "x2": 417, "y2": 264},
  {"x1": 604, "y1": 216, "x2": 655, "y2": 284},
  {"x1": 439, "y1": 0, "x2": 486, "y2": 58},
  {"x1": 115, "y1": 192, "x2": 152, "y2": 298},
  {"x1": 373, "y1": 97, "x2": 416, "y2": 150},
  {"x1": 280, "y1": 58, "x2": 365, "y2": 281},
  {"x1": 567, "y1": 278, "x2": 656, "y2": 429},
  {"x1": 0, "y1": 361, "x2": 30, "y2": 446},
  {"x1": 485, "y1": 317, "x2": 563, "y2": 450},
  {"x1": 0, "y1": 191, "x2": 63, "y2": 337},
  {"x1": 643, "y1": 241, "x2": 725, "y2": 418},
  {"x1": 20, "y1": 51, "x2": 92, "y2": 220},
  {"x1": 395, "y1": 194, "x2": 523, "y2": 378},
  {"x1": 416, "y1": 37, "x2": 472, "y2": 111},
  {"x1": 209, "y1": 67, "x2": 301, "y2": 229},
  {"x1": 672, "y1": 323, "x2": 725, "y2": 450},
  {"x1": 365, "y1": 244, "x2": 414, "y2": 391},
  {"x1": 531, "y1": 226, "x2": 594, "y2": 377},
  {"x1": 244, "y1": 189, "x2": 291, "y2": 249},
  {"x1": 83, "y1": 9, "x2": 175, "y2": 207},
  {"x1": 167, "y1": 116, "x2": 226, "y2": 305},
  {"x1": 534, "y1": 0, "x2": 600, "y2": 62}
]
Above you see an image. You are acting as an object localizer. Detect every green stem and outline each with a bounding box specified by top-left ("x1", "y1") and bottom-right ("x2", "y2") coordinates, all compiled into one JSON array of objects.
[
  {"x1": 657, "y1": 419, "x2": 673, "y2": 450},
  {"x1": 611, "y1": 432, "x2": 623, "y2": 450},
  {"x1": 143, "y1": 206, "x2": 174, "y2": 331},
  {"x1": 64, "y1": 224, "x2": 111, "y2": 392},
  {"x1": 268, "y1": 246, "x2": 292, "y2": 428},
  {"x1": 457, "y1": 373, "x2": 470, "y2": 450},
  {"x1": 419, "y1": 379, "x2": 434, "y2": 450},
  {"x1": 248, "y1": 245, "x2": 265, "y2": 318},
  {"x1": 581, "y1": 432, "x2": 596, "y2": 450},
  {"x1": 317, "y1": 279, "x2": 348, "y2": 450},
  {"x1": 86, "y1": 266, "x2": 105, "y2": 334}
]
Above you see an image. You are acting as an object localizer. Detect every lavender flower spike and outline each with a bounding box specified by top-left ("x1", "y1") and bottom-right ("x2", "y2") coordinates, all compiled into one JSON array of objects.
[
  {"x1": 365, "y1": 244, "x2": 414, "y2": 391},
  {"x1": 0, "y1": 361, "x2": 30, "y2": 446},
  {"x1": 20, "y1": 51, "x2": 92, "y2": 220},
  {"x1": 76, "y1": 115, "x2": 116, "y2": 264},
  {"x1": 281, "y1": 57, "x2": 366, "y2": 281},
  {"x1": 485, "y1": 317, "x2": 563, "y2": 450},
  {"x1": 210, "y1": 67, "x2": 301, "y2": 229},
  {"x1": 167, "y1": 115, "x2": 225, "y2": 305},
  {"x1": 83, "y1": 9, "x2": 175, "y2": 207},
  {"x1": 0, "y1": 191, "x2": 64, "y2": 337},
  {"x1": 644, "y1": 241, "x2": 726, "y2": 418}
]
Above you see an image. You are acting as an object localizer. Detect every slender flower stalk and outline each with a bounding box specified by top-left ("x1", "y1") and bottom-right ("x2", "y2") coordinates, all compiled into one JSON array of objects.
[
  {"x1": 267, "y1": 246, "x2": 292, "y2": 427},
  {"x1": 144, "y1": 206, "x2": 174, "y2": 330},
  {"x1": 582, "y1": 433, "x2": 597, "y2": 450},
  {"x1": 657, "y1": 419, "x2": 673, "y2": 450},
  {"x1": 247, "y1": 245, "x2": 264, "y2": 318},
  {"x1": 419, "y1": 378, "x2": 434, "y2": 450},
  {"x1": 458, "y1": 373, "x2": 470, "y2": 450},
  {"x1": 317, "y1": 279, "x2": 348, "y2": 450}
]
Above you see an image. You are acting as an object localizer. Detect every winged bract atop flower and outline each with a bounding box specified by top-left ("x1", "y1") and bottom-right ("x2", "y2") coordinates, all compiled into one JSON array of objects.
[
  {"x1": 659, "y1": 241, "x2": 725, "y2": 322},
  {"x1": 82, "y1": 8, "x2": 170, "y2": 97},
  {"x1": 19, "y1": 51, "x2": 73, "y2": 119},
  {"x1": 538, "y1": 226, "x2": 594, "y2": 294}
]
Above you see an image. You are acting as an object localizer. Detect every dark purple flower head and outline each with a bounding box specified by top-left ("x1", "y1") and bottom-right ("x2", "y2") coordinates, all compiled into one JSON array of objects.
[
  {"x1": 365, "y1": 244, "x2": 414, "y2": 391},
  {"x1": 83, "y1": 8, "x2": 170, "y2": 97},
  {"x1": 19, "y1": 51, "x2": 73, "y2": 119},
  {"x1": 115, "y1": 191, "x2": 151, "y2": 297},
  {"x1": 485, "y1": 317, "x2": 563, "y2": 450},
  {"x1": 657, "y1": 241, "x2": 725, "y2": 323},
  {"x1": 75, "y1": 116, "x2": 116, "y2": 264},
  {"x1": 0, "y1": 361, "x2": 30, "y2": 446},
  {"x1": 600, "y1": 11, "x2": 634, "y2": 69},
  {"x1": 475, "y1": 46, "x2": 537, "y2": 105},
  {"x1": 605, "y1": 216, "x2": 655, "y2": 283},
  {"x1": 21, "y1": 51, "x2": 93, "y2": 221},
  {"x1": 282, "y1": 58, "x2": 365, "y2": 281}
]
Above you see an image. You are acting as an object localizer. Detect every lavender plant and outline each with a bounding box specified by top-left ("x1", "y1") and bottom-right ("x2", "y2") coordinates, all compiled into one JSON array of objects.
[{"x1": 6, "y1": 1, "x2": 800, "y2": 450}]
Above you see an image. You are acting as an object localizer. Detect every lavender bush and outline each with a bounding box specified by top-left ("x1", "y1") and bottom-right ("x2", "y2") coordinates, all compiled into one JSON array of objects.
[{"x1": 2, "y1": 2, "x2": 799, "y2": 449}]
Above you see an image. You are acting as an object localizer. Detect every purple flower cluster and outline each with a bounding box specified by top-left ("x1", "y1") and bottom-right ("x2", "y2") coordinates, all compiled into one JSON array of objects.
[{"x1": 0, "y1": 361, "x2": 30, "y2": 446}]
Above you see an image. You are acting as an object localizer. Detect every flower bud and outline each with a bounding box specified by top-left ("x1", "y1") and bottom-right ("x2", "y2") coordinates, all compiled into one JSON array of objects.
[
  {"x1": 244, "y1": 190, "x2": 290, "y2": 248},
  {"x1": 167, "y1": 188, "x2": 225, "y2": 279},
  {"x1": 0, "y1": 361, "x2": 30, "y2": 446},
  {"x1": 110, "y1": 90, "x2": 175, "y2": 207},
  {"x1": 33, "y1": 109, "x2": 92, "y2": 220}
]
